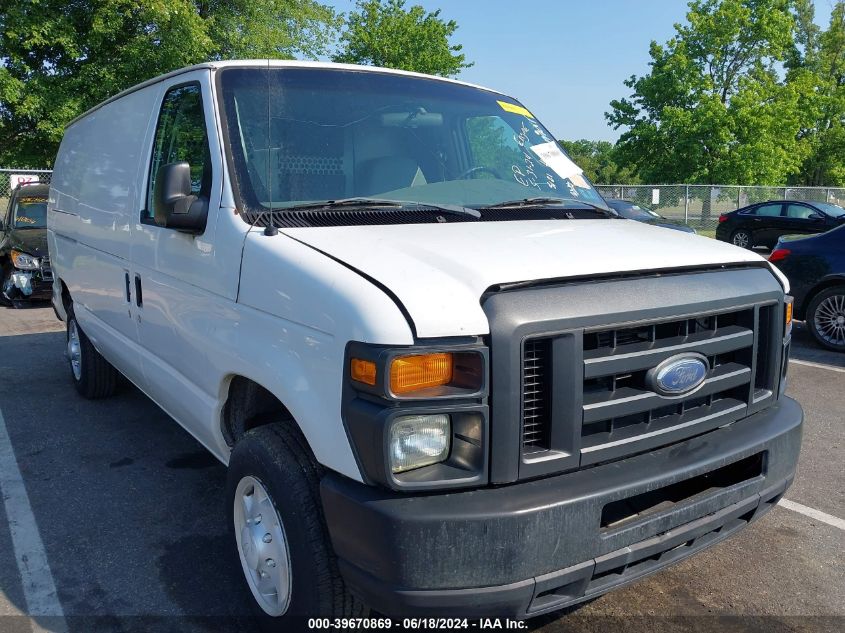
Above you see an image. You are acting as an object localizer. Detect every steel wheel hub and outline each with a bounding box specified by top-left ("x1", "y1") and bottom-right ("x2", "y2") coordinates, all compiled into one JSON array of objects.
[
  {"x1": 233, "y1": 475, "x2": 291, "y2": 616},
  {"x1": 815, "y1": 294, "x2": 845, "y2": 347},
  {"x1": 67, "y1": 320, "x2": 82, "y2": 381}
]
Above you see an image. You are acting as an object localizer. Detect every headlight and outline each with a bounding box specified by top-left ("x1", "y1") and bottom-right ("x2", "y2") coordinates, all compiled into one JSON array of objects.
[
  {"x1": 389, "y1": 414, "x2": 451, "y2": 473},
  {"x1": 390, "y1": 353, "x2": 453, "y2": 395},
  {"x1": 349, "y1": 349, "x2": 485, "y2": 399},
  {"x1": 344, "y1": 341, "x2": 488, "y2": 490},
  {"x1": 11, "y1": 250, "x2": 38, "y2": 270}
]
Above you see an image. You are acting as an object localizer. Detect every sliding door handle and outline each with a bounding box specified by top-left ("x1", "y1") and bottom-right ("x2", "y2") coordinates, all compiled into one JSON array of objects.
[{"x1": 134, "y1": 274, "x2": 143, "y2": 307}]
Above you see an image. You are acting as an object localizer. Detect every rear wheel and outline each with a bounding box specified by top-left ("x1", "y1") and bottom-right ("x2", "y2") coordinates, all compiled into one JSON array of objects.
[
  {"x1": 731, "y1": 229, "x2": 752, "y2": 249},
  {"x1": 806, "y1": 286, "x2": 845, "y2": 352},
  {"x1": 226, "y1": 424, "x2": 364, "y2": 624},
  {"x1": 66, "y1": 310, "x2": 118, "y2": 398}
]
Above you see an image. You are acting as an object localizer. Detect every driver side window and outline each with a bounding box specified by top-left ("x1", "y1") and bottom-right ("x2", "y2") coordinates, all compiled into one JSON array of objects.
[
  {"x1": 786, "y1": 204, "x2": 815, "y2": 219},
  {"x1": 145, "y1": 83, "x2": 211, "y2": 221},
  {"x1": 465, "y1": 116, "x2": 522, "y2": 180}
]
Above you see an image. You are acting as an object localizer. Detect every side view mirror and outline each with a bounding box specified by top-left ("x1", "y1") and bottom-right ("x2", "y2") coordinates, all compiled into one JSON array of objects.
[
  {"x1": 808, "y1": 212, "x2": 825, "y2": 221},
  {"x1": 153, "y1": 162, "x2": 208, "y2": 234}
]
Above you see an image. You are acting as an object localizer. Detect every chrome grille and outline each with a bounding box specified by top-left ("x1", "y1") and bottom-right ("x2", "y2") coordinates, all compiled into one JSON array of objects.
[{"x1": 39, "y1": 256, "x2": 53, "y2": 281}]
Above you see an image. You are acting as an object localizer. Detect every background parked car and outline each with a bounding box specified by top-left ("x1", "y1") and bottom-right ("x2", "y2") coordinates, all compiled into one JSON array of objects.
[
  {"x1": 0, "y1": 182, "x2": 52, "y2": 306},
  {"x1": 769, "y1": 225, "x2": 845, "y2": 352},
  {"x1": 605, "y1": 198, "x2": 696, "y2": 233},
  {"x1": 716, "y1": 200, "x2": 845, "y2": 249}
]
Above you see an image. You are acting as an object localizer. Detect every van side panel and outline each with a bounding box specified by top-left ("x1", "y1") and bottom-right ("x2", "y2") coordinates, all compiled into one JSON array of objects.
[
  {"x1": 127, "y1": 70, "x2": 240, "y2": 458},
  {"x1": 49, "y1": 85, "x2": 160, "y2": 369},
  {"x1": 50, "y1": 85, "x2": 159, "y2": 258},
  {"x1": 231, "y1": 229, "x2": 415, "y2": 478},
  {"x1": 125, "y1": 213, "x2": 414, "y2": 476}
]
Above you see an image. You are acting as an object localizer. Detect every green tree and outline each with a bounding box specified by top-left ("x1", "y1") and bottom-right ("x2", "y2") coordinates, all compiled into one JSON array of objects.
[
  {"x1": 787, "y1": 2, "x2": 845, "y2": 186},
  {"x1": 607, "y1": 0, "x2": 807, "y2": 193},
  {"x1": 0, "y1": 0, "x2": 339, "y2": 166},
  {"x1": 558, "y1": 139, "x2": 640, "y2": 184},
  {"x1": 333, "y1": 0, "x2": 471, "y2": 77}
]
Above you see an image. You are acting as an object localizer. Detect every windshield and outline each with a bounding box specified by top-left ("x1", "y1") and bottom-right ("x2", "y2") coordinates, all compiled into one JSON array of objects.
[
  {"x1": 217, "y1": 67, "x2": 606, "y2": 218},
  {"x1": 815, "y1": 202, "x2": 845, "y2": 218},
  {"x1": 607, "y1": 200, "x2": 661, "y2": 221},
  {"x1": 12, "y1": 197, "x2": 47, "y2": 228}
]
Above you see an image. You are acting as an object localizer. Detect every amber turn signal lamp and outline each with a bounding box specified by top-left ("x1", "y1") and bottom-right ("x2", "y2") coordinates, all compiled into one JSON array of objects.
[
  {"x1": 390, "y1": 353, "x2": 454, "y2": 395},
  {"x1": 350, "y1": 358, "x2": 377, "y2": 385},
  {"x1": 785, "y1": 301, "x2": 793, "y2": 327}
]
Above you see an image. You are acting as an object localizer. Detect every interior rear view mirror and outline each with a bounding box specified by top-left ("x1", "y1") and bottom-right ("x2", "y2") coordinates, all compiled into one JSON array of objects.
[{"x1": 381, "y1": 111, "x2": 443, "y2": 127}]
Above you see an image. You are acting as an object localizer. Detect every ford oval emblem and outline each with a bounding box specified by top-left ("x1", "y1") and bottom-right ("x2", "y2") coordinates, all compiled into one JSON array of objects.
[{"x1": 647, "y1": 353, "x2": 709, "y2": 397}]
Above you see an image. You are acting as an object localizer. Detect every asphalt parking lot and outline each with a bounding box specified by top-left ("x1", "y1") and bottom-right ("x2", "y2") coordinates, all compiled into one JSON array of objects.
[{"x1": 0, "y1": 304, "x2": 843, "y2": 633}]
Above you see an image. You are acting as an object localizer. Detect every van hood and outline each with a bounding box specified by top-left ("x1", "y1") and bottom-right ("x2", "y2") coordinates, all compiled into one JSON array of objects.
[{"x1": 282, "y1": 219, "x2": 781, "y2": 338}]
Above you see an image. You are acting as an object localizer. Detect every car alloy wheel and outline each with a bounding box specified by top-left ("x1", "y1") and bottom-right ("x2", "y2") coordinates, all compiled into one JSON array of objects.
[
  {"x1": 233, "y1": 475, "x2": 292, "y2": 617},
  {"x1": 813, "y1": 293, "x2": 845, "y2": 349},
  {"x1": 732, "y1": 230, "x2": 750, "y2": 248}
]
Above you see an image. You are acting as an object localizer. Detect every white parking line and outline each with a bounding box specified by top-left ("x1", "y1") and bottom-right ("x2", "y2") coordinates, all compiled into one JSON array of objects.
[
  {"x1": 779, "y1": 498, "x2": 845, "y2": 531},
  {"x1": 0, "y1": 406, "x2": 66, "y2": 632},
  {"x1": 789, "y1": 358, "x2": 845, "y2": 374}
]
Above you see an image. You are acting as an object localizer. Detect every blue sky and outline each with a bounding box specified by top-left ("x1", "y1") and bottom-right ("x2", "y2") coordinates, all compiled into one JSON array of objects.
[{"x1": 327, "y1": 0, "x2": 836, "y2": 142}]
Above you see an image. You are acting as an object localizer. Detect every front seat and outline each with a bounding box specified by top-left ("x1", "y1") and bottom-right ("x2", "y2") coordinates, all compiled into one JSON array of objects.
[{"x1": 356, "y1": 156, "x2": 427, "y2": 197}]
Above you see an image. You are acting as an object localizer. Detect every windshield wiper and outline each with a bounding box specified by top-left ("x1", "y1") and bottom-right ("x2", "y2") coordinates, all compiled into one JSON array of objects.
[
  {"x1": 276, "y1": 197, "x2": 480, "y2": 219},
  {"x1": 478, "y1": 197, "x2": 617, "y2": 217}
]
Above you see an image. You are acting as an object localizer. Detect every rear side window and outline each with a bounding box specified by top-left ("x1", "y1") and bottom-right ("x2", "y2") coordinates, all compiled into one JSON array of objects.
[
  {"x1": 752, "y1": 203, "x2": 782, "y2": 217},
  {"x1": 145, "y1": 83, "x2": 211, "y2": 221},
  {"x1": 786, "y1": 204, "x2": 814, "y2": 219}
]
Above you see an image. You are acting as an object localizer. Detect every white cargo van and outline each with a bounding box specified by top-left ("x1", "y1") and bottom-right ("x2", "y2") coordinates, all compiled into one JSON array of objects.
[{"x1": 48, "y1": 60, "x2": 802, "y2": 623}]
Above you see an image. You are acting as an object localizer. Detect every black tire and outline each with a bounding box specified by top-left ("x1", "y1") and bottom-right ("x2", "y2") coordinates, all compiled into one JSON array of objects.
[
  {"x1": 226, "y1": 424, "x2": 364, "y2": 625},
  {"x1": 806, "y1": 285, "x2": 845, "y2": 352},
  {"x1": 731, "y1": 229, "x2": 752, "y2": 249},
  {"x1": 66, "y1": 308, "x2": 118, "y2": 398}
]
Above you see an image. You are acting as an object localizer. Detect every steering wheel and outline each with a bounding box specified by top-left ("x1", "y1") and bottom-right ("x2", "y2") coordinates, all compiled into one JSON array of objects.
[{"x1": 458, "y1": 165, "x2": 502, "y2": 180}]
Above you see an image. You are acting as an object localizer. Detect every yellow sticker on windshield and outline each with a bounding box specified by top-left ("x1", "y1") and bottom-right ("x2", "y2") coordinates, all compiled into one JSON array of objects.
[{"x1": 497, "y1": 100, "x2": 533, "y2": 118}]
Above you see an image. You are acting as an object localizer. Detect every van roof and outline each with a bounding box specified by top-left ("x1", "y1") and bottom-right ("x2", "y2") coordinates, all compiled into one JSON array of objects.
[{"x1": 67, "y1": 60, "x2": 510, "y2": 128}]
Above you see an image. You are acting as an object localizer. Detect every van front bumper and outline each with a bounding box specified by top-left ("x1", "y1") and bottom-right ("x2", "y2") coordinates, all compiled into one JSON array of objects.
[{"x1": 320, "y1": 397, "x2": 802, "y2": 618}]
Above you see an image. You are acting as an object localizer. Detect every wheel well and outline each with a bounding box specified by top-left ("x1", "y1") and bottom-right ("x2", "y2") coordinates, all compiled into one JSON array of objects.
[
  {"x1": 221, "y1": 376, "x2": 295, "y2": 446},
  {"x1": 799, "y1": 279, "x2": 845, "y2": 320},
  {"x1": 60, "y1": 280, "x2": 72, "y2": 314}
]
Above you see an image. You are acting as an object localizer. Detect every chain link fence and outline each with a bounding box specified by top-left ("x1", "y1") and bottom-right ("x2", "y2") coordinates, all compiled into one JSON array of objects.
[
  {"x1": 2, "y1": 170, "x2": 843, "y2": 237},
  {"x1": 595, "y1": 184, "x2": 845, "y2": 235},
  {"x1": 1, "y1": 169, "x2": 53, "y2": 215}
]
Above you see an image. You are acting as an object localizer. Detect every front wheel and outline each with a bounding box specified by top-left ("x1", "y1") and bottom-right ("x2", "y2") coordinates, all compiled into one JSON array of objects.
[
  {"x1": 806, "y1": 286, "x2": 845, "y2": 352},
  {"x1": 66, "y1": 311, "x2": 118, "y2": 398},
  {"x1": 226, "y1": 424, "x2": 364, "y2": 623},
  {"x1": 731, "y1": 229, "x2": 752, "y2": 249}
]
